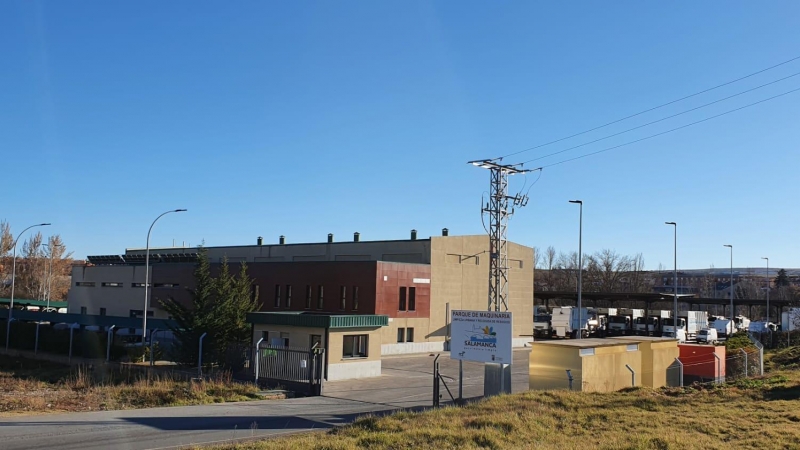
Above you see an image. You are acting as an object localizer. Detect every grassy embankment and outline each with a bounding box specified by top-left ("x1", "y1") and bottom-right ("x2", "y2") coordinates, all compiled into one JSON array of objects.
[
  {"x1": 210, "y1": 345, "x2": 800, "y2": 450},
  {"x1": 0, "y1": 354, "x2": 276, "y2": 415}
]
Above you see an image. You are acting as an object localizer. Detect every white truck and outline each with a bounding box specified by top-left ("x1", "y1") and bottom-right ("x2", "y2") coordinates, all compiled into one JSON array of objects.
[
  {"x1": 634, "y1": 310, "x2": 671, "y2": 336},
  {"x1": 551, "y1": 306, "x2": 595, "y2": 339},
  {"x1": 733, "y1": 315, "x2": 751, "y2": 333},
  {"x1": 781, "y1": 308, "x2": 800, "y2": 331},
  {"x1": 696, "y1": 328, "x2": 718, "y2": 344},
  {"x1": 748, "y1": 321, "x2": 777, "y2": 333},
  {"x1": 662, "y1": 310, "x2": 709, "y2": 342},
  {"x1": 711, "y1": 317, "x2": 735, "y2": 339},
  {"x1": 608, "y1": 308, "x2": 644, "y2": 336},
  {"x1": 533, "y1": 309, "x2": 552, "y2": 338}
]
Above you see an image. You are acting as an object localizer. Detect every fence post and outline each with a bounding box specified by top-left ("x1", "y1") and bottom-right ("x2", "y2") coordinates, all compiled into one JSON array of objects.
[
  {"x1": 106, "y1": 325, "x2": 116, "y2": 362},
  {"x1": 198, "y1": 332, "x2": 208, "y2": 377},
  {"x1": 432, "y1": 354, "x2": 440, "y2": 407},
  {"x1": 741, "y1": 348, "x2": 748, "y2": 378},
  {"x1": 713, "y1": 353, "x2": 722, "y2": 384},
  {"x1": 35, "y1": 322, "x2": 40, "y2": 354},
  {"x1": 625, "y1": 364, "x2": 635, "y2": 387},
  {"x1": 674, "y1": 358, "x2": 683, "y2": 387},
  {"x1": 149, "y1": 329, "x2": 159, "y2": 367},
  {"x1": 68, "y1": 323, "x2": 77, "y2": 363},
  {"x1": 566, "y1": 369, "x2": 574, "y2": 390},
  {"x1": 254, "y1": 337, "x2": 264, "y2": 383}
]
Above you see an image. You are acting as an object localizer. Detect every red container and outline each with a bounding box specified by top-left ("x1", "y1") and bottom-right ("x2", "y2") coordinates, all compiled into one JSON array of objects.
[{"x1": 679, "y1": 344, "x2": 726, "y2": 383}]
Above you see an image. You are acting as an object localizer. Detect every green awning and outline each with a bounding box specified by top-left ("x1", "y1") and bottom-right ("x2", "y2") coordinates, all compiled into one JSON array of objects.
[
  {"x1": 0, "y1": 298, "x2": 68, "y2": 308},
  {"x1": 246, "y1": 312, "x2": 388, "y2": 329}
]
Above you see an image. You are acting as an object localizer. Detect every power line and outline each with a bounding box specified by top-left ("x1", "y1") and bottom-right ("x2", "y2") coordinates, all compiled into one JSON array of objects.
[
  {"x1": 520, "y1": 70, "x2": 800, "y2": 164},
  {"x1": 538, "y1": 85, "x2": 800, "y2": 169},
  {"x1": 499, "y1": 55, "x2": 800, "y2": 160}
]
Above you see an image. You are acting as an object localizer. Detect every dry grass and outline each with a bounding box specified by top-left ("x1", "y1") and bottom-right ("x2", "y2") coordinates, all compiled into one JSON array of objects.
[
  {"x1": 208, "y1": 370, "x2": 800, "y2": 450},
  {"x1": 0, "y1": 355, "x2": 276, "y2": 415}
]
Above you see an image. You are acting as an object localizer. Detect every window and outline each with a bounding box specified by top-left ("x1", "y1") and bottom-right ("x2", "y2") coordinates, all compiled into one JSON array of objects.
[
  {"x1": 285, "y1": 285, "x2": 292, "y2": 308},
  {"x1": 132, "y1": 282, "x2": 146, "y2": 288},
  {"x1": 408, "y1": 287, "x2": 416, "y2": 311},
  {"x1": 129, "y1": 310, "x2": 154, "y2": 318},
  {"x1": 310, "y1": 334, "x2": 322, "y2": 350},
  {"x1": 317, "y1": 285, "x2": 324, "y2": 309},
  {"x1": 342, "y1": 334, "x2": 368, "y2": 358},
  {"x1": 75, "y1": 282, "x2": 95, "y2": 287},
  {"x1": 406, "y1": 328, "x2": 414, "y2": 343},
  {"x1": 280, "y1": 332, "x2": 290, "y2": 347},
  {"x1": 305, "y1": 285, "x2": 312, "y2": 309},
  {"x1": 101, "y1": 282, "x2": 123, "y2": 287},
  {"x1": 274, "y1": 284, "x2": 281, "y2": 308},
  {"x1": 99, "y1": 308, "x2": 106, "y2": 316},
  {"x1": 340, "y1": 286, "x2": 346, "y2": 310},
  {"x1": 153, "y1": 283, "x2": 179, "y2": 288},
  {"x1": 352, "y1": 286, "x2": 359, "y2": 310},
  {"x1": 261, "y1": 330, "x2": 268, "y2": 341},
  {"x1": 80, "y1": 306, "x2": 87, "y2": 315},
  {"x1": 397, "y1": 328, "x2": 405, "y2": 343},
  {"x1": 399, "y1": 287, "x2": 407, "y2": 311}
]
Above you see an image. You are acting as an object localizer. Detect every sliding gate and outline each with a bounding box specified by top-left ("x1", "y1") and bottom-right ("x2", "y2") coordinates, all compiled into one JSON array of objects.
[{"x1": 254, "y1": 344, "x2": 325, "y2": 396}]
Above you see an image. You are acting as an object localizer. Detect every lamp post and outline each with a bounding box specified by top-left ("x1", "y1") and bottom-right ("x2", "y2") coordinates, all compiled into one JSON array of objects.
[
  {"x1": 724, "y1": 245, "x2": 733, "y2": 318},
  {"x1": 761, "y1": 257, "x2": 769, "y2": 324},
  {"x1": 141, "y1": 209, "x2": 187, "y2": 349},
  {"x1": 6, "y1": 223, "x2": 51, "y2": 350},
  {"x1": 665, "y1": 222, "x2": 677, "y2": 337},
  {"x1": 569, "y1": 200, "x2": 583, "y2": 339}
]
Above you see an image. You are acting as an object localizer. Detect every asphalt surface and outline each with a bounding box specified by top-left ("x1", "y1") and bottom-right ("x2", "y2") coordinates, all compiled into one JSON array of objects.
[{"x1": 0, "y1": 350, "x2": 531, "y2": 450}]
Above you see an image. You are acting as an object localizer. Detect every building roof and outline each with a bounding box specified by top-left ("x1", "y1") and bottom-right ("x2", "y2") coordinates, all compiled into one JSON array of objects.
[
  {"x1": 0, "y1": 298, "x2": 68, "y2": 308},
  {"x1": 246, "y1": 311, "x2": 389, "y2": 329}
]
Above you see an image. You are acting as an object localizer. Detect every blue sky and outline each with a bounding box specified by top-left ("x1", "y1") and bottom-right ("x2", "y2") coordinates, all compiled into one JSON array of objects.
[{"x1": 2, "y1": 1, "x2": 799, "y2": 271}]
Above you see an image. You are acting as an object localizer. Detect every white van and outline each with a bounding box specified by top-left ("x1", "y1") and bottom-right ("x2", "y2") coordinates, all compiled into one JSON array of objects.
[{"x1": 697, "y1": 328, "x2": 718, "y2": 345}]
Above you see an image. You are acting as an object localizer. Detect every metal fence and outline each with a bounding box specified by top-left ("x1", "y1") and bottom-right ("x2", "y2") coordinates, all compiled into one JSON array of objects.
[{"x1": 253, "y1": 344, "x2": 325, "y2": 396}]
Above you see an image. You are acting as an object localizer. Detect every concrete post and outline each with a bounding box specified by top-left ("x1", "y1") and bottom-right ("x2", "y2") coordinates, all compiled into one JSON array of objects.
[
  {"x1": 741, "y1": 348, "x2": 748, "y2": 378},
  {"x1": 674, "y1": 358, "x2": 684, "y2": 387},
  {"x1": 625, "y1": 364, "x2": 635, "y2": 387},
  {"x1": 149, "y1": 329, "x2": 159, "y2": 367},
  {"x1": 254, "y1": 337, "x2": 264, "y2": 383},
  {"x1": 106, "y1": 325, "x2": 116, "y2": 362},
  {"x1": 35, "y1": 322, "x2": 40, "y2": 354},
  {"x1": 712, "y1": 352, "x2": 722, "y2": 384},
  {"x1": 198, "y1": 332, "x2": 208, "y2": 377},
  {"x1": 68, "y1": 323, "x2": 77, "y2": 363},
  {"x1": 566, "y1": 369, "x2": 574, "y2": 390}
]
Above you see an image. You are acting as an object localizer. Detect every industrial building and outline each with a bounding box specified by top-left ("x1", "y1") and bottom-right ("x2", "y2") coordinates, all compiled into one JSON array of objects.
[{"x1": 68, "y1": 231, "x2": 534, "y2": 362}]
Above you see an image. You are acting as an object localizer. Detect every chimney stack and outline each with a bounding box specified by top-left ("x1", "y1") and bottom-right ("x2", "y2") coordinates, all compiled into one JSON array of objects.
[
  {"x1": 257, "y1": 236, "x2": 263, "y2": 246},
  {"x1": 354, "y1": 232, "x2": 360, "y2": 242},
  {"x1": 279, "y1": 235, "x2": 285, "y2": 245},
  {"x1": 328, "y1": 233, "x2": 334, "y2": 243},
  {"x1": 442, "y1": 228, "x2": 449, "y2": 237},
  {"x1": 411, "y1": 229, "x2": 417, "y2": 240}
]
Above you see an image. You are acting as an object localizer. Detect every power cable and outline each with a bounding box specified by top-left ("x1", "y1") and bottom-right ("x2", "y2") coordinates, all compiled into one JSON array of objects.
[
  {"x1": 521, "y1": 70, "x2": 800, "y2": 164},
  {"x1": 498, "y1": 55, "x2": 800, "y2": 160},
  {"x1": 537, "y1": 85, "x2": 800, "y2": 169}
]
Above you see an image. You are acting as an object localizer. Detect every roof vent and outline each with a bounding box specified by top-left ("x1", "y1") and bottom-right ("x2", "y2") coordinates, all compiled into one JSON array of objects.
[
  {"x1": 442, "y1": 228, "x2": 449, "y2": 236},
  {"x1": 279, "y1": 235, "x2": 285, "y2": 245},
  {"x1": 328, "y1": 233, "x2": 334, "y2": 243},
  {"x1": 354, "y1": 232, "x2": 360, "y2": 242},
  {"x1": 257, "y1": 236, "x2": 263, "y2": 246},
  {"x1": 411, "y1": 229, "x2": 417, "y2": 240}
]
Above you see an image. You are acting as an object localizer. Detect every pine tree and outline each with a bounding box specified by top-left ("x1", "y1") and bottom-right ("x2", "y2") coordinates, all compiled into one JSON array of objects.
[{"x1": 775, "y1": 269, "x2": 790, "y2": 287}]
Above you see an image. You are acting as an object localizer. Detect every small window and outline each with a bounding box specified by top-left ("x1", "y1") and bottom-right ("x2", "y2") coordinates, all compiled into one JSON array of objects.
[
  {"x1": 285, "y1": 285, "x2": 292, "y2": 308},
  {"x1": 399, "y1": 287, "x2": 407, "y2": 311},
  {"x1": 280, "y1": 332, "x2": 290, "y2": 347},
  {"x1": 261, "y1": 330, "x2": 268, "y2": 341},
  {"x1": 101, "y1": 282, "x2": 123, "y2": 287},
  {"x1": 131, "y1": 282, "x2": 146, "y2": 288},
  {"x1": 310, "y1": 334, "x2": 322, "y2": 350},
  {"x1": 626, "y1": 344, "x2": 639, "y2": 352},
  {"x1": 317, "y1": 285, "x2": 324, "y2": 309},
  {"x1": 274, "y1": 284, "x2": 281, "y2": 308},
  {"x1": 99, "y1": 308, "x2": 107, "y2": 316},
  {"x1": 340, "y1": 286, "x2": 346, "y2": 310},
  {"x1": 397, "y1": 328, "x2": 405, "y2": 343},
  {"x1": 579, "y1": 348, "x2": 595, "y2": 357},
  {"x1": 342, "y1": 334, "x2": 368, "y2": 358},
  {"x1": 75, "y1": 282, "x2": 95, "y2": 287},
  {"x1": 153, "y1": 283, "x2": 179, "y2": 288},
  {"x1": 406, "y1": 328, "x2": 414, "y2": 343},
  {"x1": 305, "y1": 285, "x2": 312, "y2": 309},
  {"x1": 80, "y1": 306, "x2": 87, "y2": 315},
  {"x1": 352, "y1": 286, "x2": 359, "y2": 310},
  {"x1": 129, "y1": 310, "x2": 154, "y2": 318},
  {"x1": 408, "y1": 287, "x2": 416, "y2": 311}
]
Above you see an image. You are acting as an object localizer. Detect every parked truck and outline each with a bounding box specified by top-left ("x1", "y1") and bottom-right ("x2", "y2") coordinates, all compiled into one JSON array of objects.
[
  {"x1": 710, "y1": 317, "x2": 735, "y2": 339},
  {"x1": 533, "y1": 308, "x2": 552, "y2": 338},
  {"x1": 733, "y1": 315, "x2": 751, "y2": 333},
  {"x1": 634, "y1": 310, "x2": 671, "y2": 336},
  {"x1": 781, "y1": 308, "x2": 800, "y2": 332},
  {"x1": 662, "y1": 310, "x2": 708, "y2": 342},
  {"x1": 551, "y1": 306, "x2": 597, "y2": 339},
  {"x1": 608, "y1": 308, "x2": 644, "y2": 336}
]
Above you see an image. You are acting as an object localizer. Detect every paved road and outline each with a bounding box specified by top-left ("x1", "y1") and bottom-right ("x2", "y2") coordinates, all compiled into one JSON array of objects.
[{"x1": 0, "y1": 350, "x2": 530, "y2": 450}]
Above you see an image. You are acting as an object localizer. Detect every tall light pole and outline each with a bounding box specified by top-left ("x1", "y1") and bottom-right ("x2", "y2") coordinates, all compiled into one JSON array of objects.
[
  {"x1": 142, "y1": 209, "x2": 187, "y2": 347},
  {"x1": 6, "y1": 223, "x2": 51, "y2": 350},
  {"x1": 666, "y1": 222, "x2": 677, "y2": 337},
  {"x1": 724, "y1": 245, "x2": 733, "y2": 318},
  {"x1": 762, "y1": 257, "x2": 769, "y2": 324},
  {"x1": 569, "y1": 200, "x2": 583, "y2": 339}
]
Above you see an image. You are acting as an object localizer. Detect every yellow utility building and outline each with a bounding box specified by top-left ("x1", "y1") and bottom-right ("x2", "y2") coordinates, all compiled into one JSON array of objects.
[{"x1": 608, "y1": 336, "x2": 679, "y2": 388}]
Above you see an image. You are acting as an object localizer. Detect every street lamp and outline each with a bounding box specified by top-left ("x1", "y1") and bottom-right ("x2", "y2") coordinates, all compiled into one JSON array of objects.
[
  {"x1": 665, "y1": 222, "x2": 677, "y2": 337},
  {"x1": 6, "y1": 223, "x2": 51, "y2": 350},
  {"x1": 724, "y1": 245, "x2": 733, "y2": 319},
  {"x1": 762, "y1": 257, "x2": 769, "y2": 324},
  {"x1": 142, "y1": 209, "x2": 187, "y2": 348},
  {"x1": 569, "y1": 200, "x2": 583, "y2": 339}
]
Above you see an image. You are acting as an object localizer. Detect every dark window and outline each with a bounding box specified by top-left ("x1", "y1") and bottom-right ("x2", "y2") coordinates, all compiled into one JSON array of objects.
[
  {"x1": 408, "y1": 287, "x2": 416, "y2": 311},
  {"x1": 285, "y1": 285, "x2": 292, "y2": 308},
  {"x1": 153, "y1": 283, "x2": 179, "y2": 288},
  {"x1": 310, "y1": 334, "x2": 322, "y2": 350},
  {"x1": 75, "y1": 282, "x2": 95, "y2": 287},
  {"x1": 340, "y1": 286, "x2": 346, "y2": 310},
  {"x1": 342, "y1": 334, "x2": 368, "y2": 358},
  {"x1": 352, "y1": 286, "x2": 359, "y2": 310},
  {"x1": 274, "y1": 284, "x2": 281, "y2": 308},
  {"x1": 406, "y1": 328, "x2": 414, "y2": 343},
  {"x1": 101, "y1": 282, "x2": 123, "y2": 287},
  {"x1": 317, "y1": 285, "x2": 324, "y2": 309},
  {"x1": 131, "y1": 283, "x2": 146, "y2": 288},
  {"x1": 129, "y1": 310, "x2": 154, "y2": 318},
  {"x1": 399, "y1": 287, "x2": 407, "y2": 311},
  {"x1": 99, "y1": 308, "x2": 106, "y2": 316},
  {"x1": 397, "y1": 328, "x2": 405, "y2": 343},
  {"x1": 305, "y1": 285, "x2": 312, "y2": 309},
  {"x1": 80, "y1": 306, "x2": 87, "y2": 315}
]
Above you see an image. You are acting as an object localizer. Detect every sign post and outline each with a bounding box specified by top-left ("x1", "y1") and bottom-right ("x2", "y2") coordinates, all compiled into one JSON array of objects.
[{"x1": 450, "y1": 310, "x2": 513, "y2": 396}]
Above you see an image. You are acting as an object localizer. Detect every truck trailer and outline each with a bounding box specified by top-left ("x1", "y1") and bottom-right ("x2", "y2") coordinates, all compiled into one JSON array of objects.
[
  {"x1": 608, "y1": 308, "x2": 644, "y2": 336},
  {"x1": 662, "y1": 310, "x2": 708, "y2": 342}
]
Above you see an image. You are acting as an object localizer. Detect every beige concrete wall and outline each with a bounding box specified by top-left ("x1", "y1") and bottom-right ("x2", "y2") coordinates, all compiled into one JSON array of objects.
[
  {"x1": 530, "y1": 344, "x2": 582, "y2": 390},
  {"x1": 530, "y1": 340, "x2": 642, "y2": 392},
  {"x1": 429, "y1": 235, "x2": 533, "y2": 343},
  {"x1": 328, "y1": 327, "x2": 382, "y2": 364},
  {"x1": 582, "y1": 344, "x2": 642, "y2": 392},
  {"x1": 608, "y1": 337, "x2": 679, "y2": 388},
  {"x1": 251, "y1": 324, "x2": 326, "y2": 350},
  {"x1": 67, "y1": 265, "x2": 172, "y2": 319}
]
